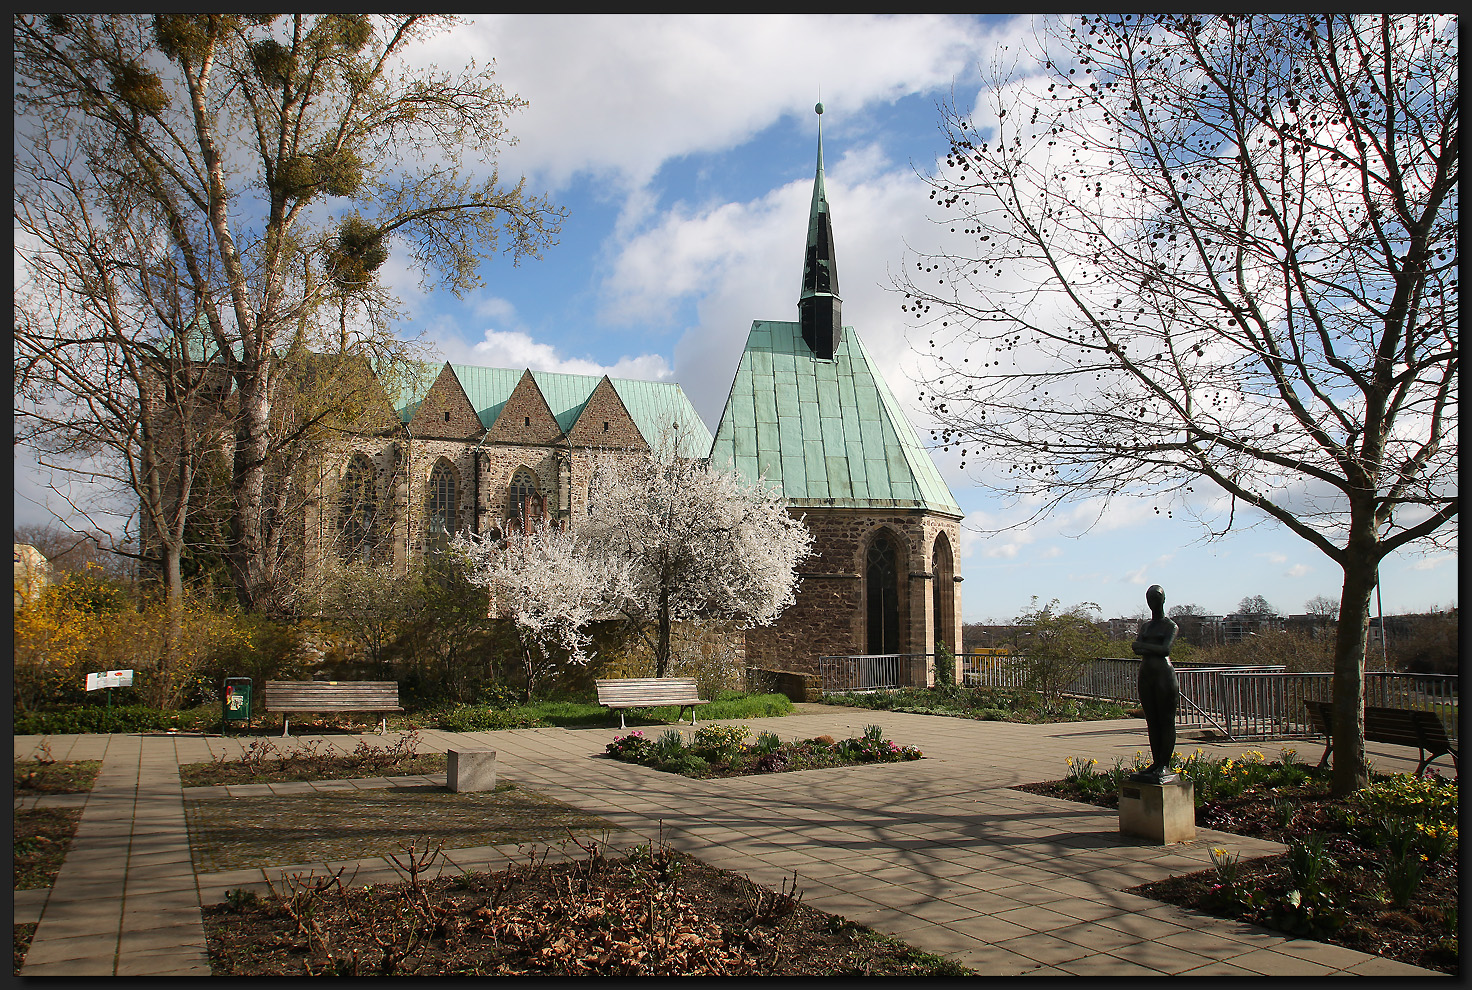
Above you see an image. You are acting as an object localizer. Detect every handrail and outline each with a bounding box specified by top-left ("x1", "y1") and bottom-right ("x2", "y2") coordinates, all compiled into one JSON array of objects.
[{"x1": 945, "y1": 655, "x2": 1457, "y2": 743}]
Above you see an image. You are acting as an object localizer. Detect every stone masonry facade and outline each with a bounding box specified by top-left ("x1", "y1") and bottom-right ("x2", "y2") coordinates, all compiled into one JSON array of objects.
[
  {"x1": 299, "y1": 363, "x2": 656, "y2": 586},
  {"x1": 743, "y1": 507, "x2": 963, "y2": 685}
]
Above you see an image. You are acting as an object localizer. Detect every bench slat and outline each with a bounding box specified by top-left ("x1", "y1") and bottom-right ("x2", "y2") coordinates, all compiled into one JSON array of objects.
[
  {"x1": 265, "y1": 681, "x2": 401, "y2": 713},
  {"x1": 594, "y1": 678, "x2": 709, "y2": 728},
  {"x1": 1303, "y1": 699, "x2": 1455, "y2": 776}
]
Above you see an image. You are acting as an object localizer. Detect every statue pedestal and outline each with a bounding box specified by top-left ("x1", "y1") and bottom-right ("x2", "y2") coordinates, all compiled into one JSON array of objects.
[{"x1": 1119, "y1": 778, "x2": 1195, "y2": 844}]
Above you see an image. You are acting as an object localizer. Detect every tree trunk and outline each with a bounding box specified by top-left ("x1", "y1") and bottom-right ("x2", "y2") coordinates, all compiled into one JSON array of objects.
[
  {"x1": 655, "y1": 588, "x2": 672, "y2": 678},
  {"x1": 228, "y1": 374, "x2": 272, "y2": 611},
  {"x1": 162, "y1": 543, "x2": 184, "y2": 603},
  {"x1": 1330, "y1": 532, "x2": 1380, "y2": 796}
]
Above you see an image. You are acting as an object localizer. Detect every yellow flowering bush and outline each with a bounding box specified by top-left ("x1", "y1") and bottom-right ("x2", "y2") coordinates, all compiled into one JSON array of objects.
[{"x1": 14, "y1": 584, "x2": 256, "y2": 712}]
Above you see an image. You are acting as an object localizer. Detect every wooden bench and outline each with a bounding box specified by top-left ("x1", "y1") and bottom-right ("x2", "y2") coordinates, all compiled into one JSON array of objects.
[
  {"x1": 265, "y1": 680, "x2": 403, "y2": 737},
  {"x1": 595, "y1": 677, "x2": 709, "y2": 730},
  {"x1": 1303, "y1": 699, "x2": 1457, "y2": 777}
]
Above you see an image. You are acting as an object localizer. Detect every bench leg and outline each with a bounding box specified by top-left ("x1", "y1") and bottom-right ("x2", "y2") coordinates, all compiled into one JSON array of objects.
[
  {"x1": 690, "y1": 705, "x2": 698, "y2": 727},
  {"x1": 379, "y1": 717, "x2": 387, "y2": 735},
  {"x1": 282, "y1": 717, "x2": 290, "y2": 738},
  {"x1": 1317, "y1": 738, "x2": 1331, "y2": 768},
  {"x1": 620, "y1": 710, "x2": 626, "y2": 731}
]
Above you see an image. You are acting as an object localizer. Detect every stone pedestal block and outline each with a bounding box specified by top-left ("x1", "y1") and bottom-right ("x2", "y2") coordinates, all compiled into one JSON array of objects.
[
  {"x1": 1118, "y1": 778, "x2": 1195, "y2": 844},
  {"x1": 447, "y1": 748, "x2": 497, "y2": 792}
]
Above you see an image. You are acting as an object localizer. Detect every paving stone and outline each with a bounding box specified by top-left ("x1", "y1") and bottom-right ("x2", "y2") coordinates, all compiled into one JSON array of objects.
[{"x1": 16, "y1": 717, "x2": 1445, "y2": 978}]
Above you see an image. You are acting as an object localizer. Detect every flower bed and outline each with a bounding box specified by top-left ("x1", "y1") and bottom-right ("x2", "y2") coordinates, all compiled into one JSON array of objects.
[
  {"x1": 1016, "y1": 749, "x2": 1458, "y2": 974},
  {"x1": 605, "y1": 724, "x2": 922, "y2": 778}
]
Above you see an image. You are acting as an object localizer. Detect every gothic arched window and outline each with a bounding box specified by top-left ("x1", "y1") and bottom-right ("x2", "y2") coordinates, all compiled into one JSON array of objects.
[
  {"x1": 338, "y1": 455, "x2": 377, "y2": 562},
  {"x1": 865, "y1": 530, "x2": 900, "y2": 655},
  {"x1": 932, "y1": 532, "x2": 955, "y2": 652},
  {"x1": 507, "y1": 468, "x2": 543, "y2": 526},
  {"x1": 427, "y1": 458, "x2": 459, "y2": 537}
]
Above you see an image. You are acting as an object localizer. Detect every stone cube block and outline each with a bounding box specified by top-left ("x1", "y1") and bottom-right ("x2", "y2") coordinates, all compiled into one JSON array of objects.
[
  {"x1": 447, "y1": 748, "x2": 497, "y2": 793},
  {"x1": 1118, "y1": 778, "x2": 1195, "y2": 844}
]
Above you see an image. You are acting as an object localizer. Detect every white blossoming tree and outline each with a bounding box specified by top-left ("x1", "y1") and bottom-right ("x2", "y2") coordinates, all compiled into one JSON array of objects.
[
  {"x1": 454, "y1": 526, "x2": 631, "y2": 703},
  {"x1": 581, "y1": 438, "x2": 815, "y2": 678}
]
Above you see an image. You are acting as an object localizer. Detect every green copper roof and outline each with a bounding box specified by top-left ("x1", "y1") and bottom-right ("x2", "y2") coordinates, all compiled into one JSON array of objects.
[
  {"x1": 447, "y1": 364, "x2": 524, "y2": 426},
  {"x1": 391, "y1": 360, "x2": 447, "y2": 422},
  {"x1": 446, "y1": 363, "x2": 710, "y2": 455},
  {"x1": 607, "y1": 378, "x2": 711, "y2": 458},
  {"x1": 709, "y1": 321, "x2": 961, "y2": 515}
]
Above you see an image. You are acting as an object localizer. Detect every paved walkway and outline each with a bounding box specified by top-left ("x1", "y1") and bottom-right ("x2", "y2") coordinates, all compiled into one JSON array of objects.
[{"x1": 14, "y1": 709, "x2": 1442, "y2": 977}]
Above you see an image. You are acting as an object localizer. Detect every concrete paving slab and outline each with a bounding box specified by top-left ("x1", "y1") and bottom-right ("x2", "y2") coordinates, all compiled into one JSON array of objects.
[{"x1": 14, "y1": 713, "x2": 1445, "y2": 977}]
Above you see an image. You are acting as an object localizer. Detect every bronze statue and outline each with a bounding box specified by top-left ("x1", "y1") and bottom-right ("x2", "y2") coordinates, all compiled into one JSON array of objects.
[{"x1": 1130, "y1": 584, "x2": 1180, "y2": 783}]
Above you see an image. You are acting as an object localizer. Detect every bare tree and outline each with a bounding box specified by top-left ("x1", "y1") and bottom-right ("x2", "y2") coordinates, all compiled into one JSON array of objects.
[
  {"x1": 14, "y1": 524, "x2": 132, "y2": 583},
  {"x1": 1235, "y1": 595, "x2": 1279, "y2": 617},
  {"x1": 14, "y1": 14, "x2": 563, "y2": 611},
  {"x1": 901, "y1": 15, "x2": 1456, "y2": 794},
  {"x1": 1305, "y1": 595, "x2": 1340, "y2": 621},
  {"x1": 15, "y1": 161, "x2": 232, "y2": 600}
]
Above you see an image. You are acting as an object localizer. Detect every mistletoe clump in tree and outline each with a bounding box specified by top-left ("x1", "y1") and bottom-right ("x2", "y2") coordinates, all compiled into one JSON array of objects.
[
  {"x1": 900, "y1": 14, "x2": 1456, "y2": 794},
  {"x1": 14, "y1": 14, "x2": 563, "y2": 610}
]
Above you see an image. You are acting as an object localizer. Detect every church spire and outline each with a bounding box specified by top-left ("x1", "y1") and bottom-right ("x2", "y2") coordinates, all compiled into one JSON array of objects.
[{"x1": 799, "y1": 101, "x2": 842, "y2": 360}]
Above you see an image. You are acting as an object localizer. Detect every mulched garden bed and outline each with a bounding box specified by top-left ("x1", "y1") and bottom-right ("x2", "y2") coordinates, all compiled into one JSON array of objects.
[
  {"x1": 202, "y1": 841, "x2": 972, "y2": 976},
  {"x1": 14, "y1": 924, "x2": 36, "y2": 976},
  {"x1": 179, "y1": 731, "x2": 445, "y2": 787},
  {"x1": 14, "y1": 759, "x2": 102, "y2": 795},
  {"x1": 14, "y1": 808, "x2": 84, "y2": 889},
  {"x1": 1015, "y1": 759, "x2": 1458, "y2": 975},
  {"x1": 183, "y1": 782, "x2": 620, "y2": 873}
]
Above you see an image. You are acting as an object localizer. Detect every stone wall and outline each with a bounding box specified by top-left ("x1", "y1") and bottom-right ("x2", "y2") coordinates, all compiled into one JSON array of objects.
[{"x1": 743, "y1": 506, "x2": 962, "y2": 684}]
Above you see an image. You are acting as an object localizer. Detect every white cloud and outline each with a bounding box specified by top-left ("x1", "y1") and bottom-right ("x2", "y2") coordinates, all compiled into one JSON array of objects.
[
  {"x1": 1284, "y1": 563, "x2": 1310, "y2": 578},
  {"x1": 423, "y1": 14, "x2": 1013, "y2": 192},
  {"x1": 1411, "y1": 554, "x2": 1455, "y2": 572},
  {"x1": 1260, "y1": 552, "x2": 1289, "y2": 565},
  {"x1": 434, "y1": 329, "x2": 673, "y2": 381}
]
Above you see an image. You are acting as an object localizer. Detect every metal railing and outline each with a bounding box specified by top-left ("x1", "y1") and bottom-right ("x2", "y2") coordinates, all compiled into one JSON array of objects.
[
  {"x1": 957, "y1": 655, "x2": 1457, "y2": 744},
  {"x1": 959, "y1": 654, "x2": 1243, "y2": 698},
  {"x1": 820, "y1": 654, "x2": 938, "y2": 693},
  {"x1": 1207, "y1": 671, "x2": 1459, "y2": 743}
]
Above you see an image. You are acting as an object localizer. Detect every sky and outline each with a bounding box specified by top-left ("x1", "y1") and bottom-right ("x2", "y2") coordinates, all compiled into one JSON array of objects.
[{"x1": 13, "y1": 13, "x2": 1458, "y2": 622}]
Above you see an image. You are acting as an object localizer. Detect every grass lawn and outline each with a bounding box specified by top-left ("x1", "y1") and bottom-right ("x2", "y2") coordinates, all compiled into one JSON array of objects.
[{"x1": 183, "y1": 781, "x2": 619, "y2": 873}]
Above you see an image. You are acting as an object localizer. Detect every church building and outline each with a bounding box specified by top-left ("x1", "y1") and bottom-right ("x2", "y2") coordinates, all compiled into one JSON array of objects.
[
  {"x1": 301, "y1": 362, "x2": 710, "y2": 580},
  {"x1": 286, "y1": 103, "x2": 960, "y2": 687},
  {"x1": 709, "y1": 104, "x2": 964, "y2": 685}
]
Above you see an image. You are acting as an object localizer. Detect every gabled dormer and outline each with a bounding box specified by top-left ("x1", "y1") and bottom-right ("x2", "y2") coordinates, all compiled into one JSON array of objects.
[
  {"x1": 407, "y1": 362, "x2": 482, "y2": 439},
  {"x1": 567, "y1": 375, "x2": 646, "y2": 449},
  {"x1": 485, "y1": 369, "x2": 563, "y2": 445}
]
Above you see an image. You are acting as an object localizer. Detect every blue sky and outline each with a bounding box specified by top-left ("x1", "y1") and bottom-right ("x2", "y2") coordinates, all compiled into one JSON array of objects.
[{"x1": 14, "y1": 14, "x2": 1457, "y2": 622}]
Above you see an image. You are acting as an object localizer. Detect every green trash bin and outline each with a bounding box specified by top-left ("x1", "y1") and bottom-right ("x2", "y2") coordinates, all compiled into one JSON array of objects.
[{"x1": 223, "y1": 677, "x2": 253, "y2": 731}]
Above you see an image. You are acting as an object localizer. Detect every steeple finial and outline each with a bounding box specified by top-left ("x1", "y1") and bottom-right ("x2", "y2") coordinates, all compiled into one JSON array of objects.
[{"x1": 800, "y1": 100, "x2": 842, "y2": 360}]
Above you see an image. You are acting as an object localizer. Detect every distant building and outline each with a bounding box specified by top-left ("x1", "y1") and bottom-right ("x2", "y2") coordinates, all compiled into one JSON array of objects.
[
  {"x1": 14, "y1": 544, "x2": 50, "y2": 605},
  {"x1": 1221, "y1": 611, "x2": 1287, "y2": 644},
  {"x1": 1171, "y1": 613, "x2": 1226, "y2": 648}
]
